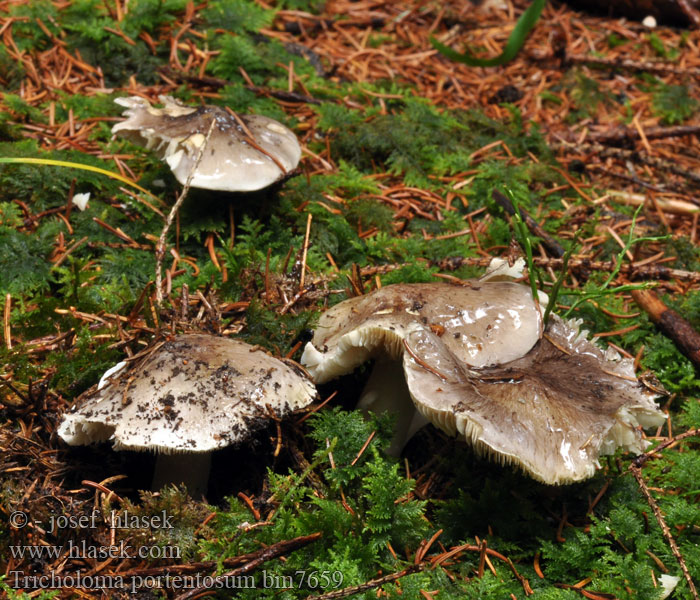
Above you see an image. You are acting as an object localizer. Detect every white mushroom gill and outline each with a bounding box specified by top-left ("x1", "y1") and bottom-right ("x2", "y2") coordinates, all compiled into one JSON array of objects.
[
  {"x1": 111, "y1": 96, "x2": 301, "y2": 192},
  {"x1": 59, "y1": 334, "x2": 316, "y2": 496},
  {"x1": 301, "y1": 281, "x2": 665, "y2": 485}
]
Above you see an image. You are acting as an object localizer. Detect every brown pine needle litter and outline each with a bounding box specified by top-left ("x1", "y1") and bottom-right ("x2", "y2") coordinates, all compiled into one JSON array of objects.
[{"x1": 2, "y1": 0, "x2": 700, "y2": 599}]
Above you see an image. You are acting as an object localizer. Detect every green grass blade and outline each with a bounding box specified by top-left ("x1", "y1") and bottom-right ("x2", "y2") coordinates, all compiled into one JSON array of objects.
[
  {"x1": 430, "y1": 0, "x2": 547, "y2": 67},
  {"x1": 0, "y1": 157, "x2": 163, "y2": 207}
]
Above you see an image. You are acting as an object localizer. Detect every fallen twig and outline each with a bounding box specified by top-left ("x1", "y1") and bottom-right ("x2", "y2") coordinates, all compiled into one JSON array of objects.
[
  {"x1": 632, "y1": 428, "x2": 700, "y2": 468},
  {"x1": 159, "y1": 67, "x2": 322, "y2": 104},
  {"x1": 172, "y1": 533, "x2": 322, "y2": 600},
  {"x1": 559, "y1": 142, "x2": 700, "y2": 191},
  {"x1": 629, "y1": 464, "x2": 699, "y2": 600},
  {"x1": 305, "y1": 564, "x2": 424, "y2": 600},
  {"x1": 155, "y1": 118, "x2": 216, "y2": 306},
  {"x1": 431, "y1": 256, "x2": 700, "y2": 283},
  {"x1": 492, "y1": 190, "x2": 565, "y2": 257},
  {"x1": 530, "y1": 49, "x2": 700, "y2": 78},
  {"x1": 346, "y1": 256, "x2": 700, "y2": 284},
  {"x1": 432, "y1": 542, "x2": 533, "y2": 595},
  {"x1": 631, "y1": 288, "x2": 700, "y2": 369},
  {"x1": 120, "y1": 532, "x2": 320, "y2": 581},
  {"x1": 571, "y1": 124, "x2": 700, "y2": 146}
]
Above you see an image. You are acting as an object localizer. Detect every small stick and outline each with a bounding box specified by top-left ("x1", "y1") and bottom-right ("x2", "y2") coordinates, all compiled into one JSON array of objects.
[
  {"x1": 629, "y1": 465, "x2": 699, "y2": 600},
  {"x1": 579, "y1": 124, "x2": 700, "y2": 145},
  {"x1": 237, "y1": 492, "x2": 261, "y2": 521},
  {"x1": 81, "y1": 479, "x2": 124, "y2": 505},
  {"x1": 300, "y1": 212, "x2": 313, "y2": 290},
  {"x1": 52, "y1": 236, "x2": 89, "y2": 268},
  {"x1": 349, "y1": 431, "x2": 376, "y2": 466},
  {"x1": 279, "y1": 288, "x2": 308, "y2": 315},
  {"x1": 122, "y1": 533, "x2": 320, "y2": 580},
  {"x1": 431, "y1": 542, "x2": 532, "y2": 595},
  {"x1": 403, "y1": 339, "x2": 450, "y2": 380},
  {"x1": 477, "y1": 538, "x2": 487, "y2": 577},
  {"x1": 158, "y1": 67, "x2": 322, "y2": 104},
  {"x1": 3, "y1": 293, "x2": 11, "y2": 350},
  {"x1": 181, "y1": 283, "x2": 189, "y2": 320},
  {"x1": 415, "y1": 529, "x2": 443, "y2": 564},
  {"x1": 492, "y1": 190, "x2": 565, "y2": 257},
  {"x1": 305, "y1": 564, "x2": 424, "y2": 600},
  {"x1": 295, "y1": 391, "x2": 338, "y2": 425},
  {"x1": 530, "y1": 49, "x2": 700, "y2": 78},
  {"x1": 0, "y1": 378, "x2": 28, "y2": 405},
  {"x1": 429, "y1": 255, "x2": 700, "y2": 283},
  {"x1": 573, "y1": 142, "x2": 700, "y2": 189},
  {"x1": 631, "y1": 289, "x2": 700, "y2": 369},
  {"x1": 632, "y1": 429, "x2": 700, "y2": 468},
  {"x1": 155, "y1": 118, "x2": 216, "y2": 306},
  {"x1": 173, "y1": 533, "x2": 322, "y2": 600},
  {"x1": 678, "y1": 0, "x2": 700, "y2": 26},
  {"x1": 225, "y1": 107, "x2": 288, "y2": 174}
]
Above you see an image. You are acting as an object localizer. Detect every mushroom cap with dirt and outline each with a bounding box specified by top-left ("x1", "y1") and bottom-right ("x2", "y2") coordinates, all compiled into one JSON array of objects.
[
  {"x1": 111, "y1": 96, "x2": 301, "y2": 191},
  {"x1": 59, "y1": 333, "x2": 316, "y2": 494},
  {"x1": 301, "y1": 281, "x2": 665, "y2": 484}
]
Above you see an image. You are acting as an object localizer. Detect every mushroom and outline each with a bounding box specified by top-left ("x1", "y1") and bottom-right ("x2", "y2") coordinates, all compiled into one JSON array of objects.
[
  {"x1": 303, "y1": 281, "x2": 544, "y2": 382},
  {"x1": 111, "y1": 96, "x2": 301, "y2": 191},
  {"x1": 58, "y1": 334, "x2": 316, "y2": 495},
  {"x1": 301, "y1": 281, "x2": 665, "y2": 484}
]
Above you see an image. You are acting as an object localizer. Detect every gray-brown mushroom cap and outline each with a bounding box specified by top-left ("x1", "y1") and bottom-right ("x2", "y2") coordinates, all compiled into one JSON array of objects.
[
  {"x1": 302, "y1": 281, "x2": 544, "y2": 383},
  {"x1": 58, "y1": 334, "x2": 316, "y2": 453},
  {"x1": 301, "y1": 281, "x2": 665, "y2": 484},
  {"x1": 111, "y1": 96, "x2": 302, "y2": 191}
]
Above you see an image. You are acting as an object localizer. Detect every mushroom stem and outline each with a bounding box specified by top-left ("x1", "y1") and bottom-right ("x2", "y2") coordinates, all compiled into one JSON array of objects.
[
  {"x1": 357, "y1": 359, "x2": 428, "y2": 455},
  {"x1": 151, "y1": 453, "x2": 212, "y2": 498}
]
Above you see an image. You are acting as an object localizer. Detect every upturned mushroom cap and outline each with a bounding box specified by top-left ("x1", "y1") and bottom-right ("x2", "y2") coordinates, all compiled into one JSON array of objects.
[
  {"x1": 301, "y1": 281, "x2": 544, "y2": 383},
  {"x1": 111, "y1": 96, "x2": 301, "y2": 191},
  {"x1": 59, "y1": 334, "x2": 316, "y2": 453},
  {"x1": 301, "y1": 282, "x2": 665, "y2": 484},
  {"x1": 402, "y1": 314, "x2": 664, "y2": 484}
]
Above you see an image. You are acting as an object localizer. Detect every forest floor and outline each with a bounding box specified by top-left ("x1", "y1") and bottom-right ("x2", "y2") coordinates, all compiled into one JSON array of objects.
[{"x1": 1, "y1": 0, "x2": 699, "y2": 598}]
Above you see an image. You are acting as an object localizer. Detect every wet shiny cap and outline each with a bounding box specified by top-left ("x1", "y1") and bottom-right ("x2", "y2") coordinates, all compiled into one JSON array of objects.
[
  {"x1": 58, "y1": 334, "x2": 316, "y2": 453},
  {"x1": 301, "y1": 281, "x2": 544, "y2": 383},
  {"x1": 111, "y1": 96, "x2": 301, "y2": 191}
]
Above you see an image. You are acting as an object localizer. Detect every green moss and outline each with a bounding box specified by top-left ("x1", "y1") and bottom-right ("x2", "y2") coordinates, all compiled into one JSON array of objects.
[
  {"x1": 652, "y1": 82, "x2": 699, "y2": 125},
  {"x1": 201, "y1": 0, "x2": 275, "y2": 34},
  {"x1": 0, "y1": 227, "x2": 54, "y2": 296},
  {"x1": 647, "y1": 32, "x2": 680, "y2": 60},
  {"x1": 641, "y1": 333, "x2": 700, "y2": 395},
  {"x1": 564, "y1": 70, "x2": 614, "y2": 123},
  {"x1": 317, "y1": 99, "x2": 552, "y2": 189},
  {"x1": 240, "y1": 300, "x2": 316, "y2": 356},
  {"x1": 0, "y1": 577, "x2": 59, "y2": 600}
]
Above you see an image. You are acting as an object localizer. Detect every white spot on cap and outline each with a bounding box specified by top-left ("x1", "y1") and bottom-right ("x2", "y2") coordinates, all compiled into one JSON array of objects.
[{"x1": 267, "y1": 122, "x2": 289, "y2": 134}]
